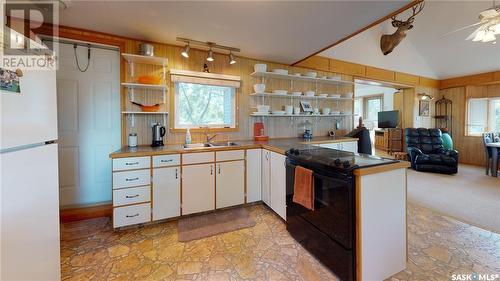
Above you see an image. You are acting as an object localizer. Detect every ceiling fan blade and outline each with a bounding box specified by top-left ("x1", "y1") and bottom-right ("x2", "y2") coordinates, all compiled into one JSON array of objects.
[
  {"x1": 442, "y1": 21, "x2": 483, "y2": 37},
  {"x1": 465, "y1": 25, "x2": 485, "y2": 40}
]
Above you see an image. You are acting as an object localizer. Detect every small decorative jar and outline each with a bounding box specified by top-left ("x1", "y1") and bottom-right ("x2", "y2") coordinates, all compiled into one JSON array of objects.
[{"x1": 128, "y1": 133, "x2": 138, "y2": 147}]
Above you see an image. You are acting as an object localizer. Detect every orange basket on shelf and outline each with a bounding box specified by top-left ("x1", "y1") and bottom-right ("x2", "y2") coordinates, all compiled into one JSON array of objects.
[
  {"x1": 131, "y1": 101, "x2": 162, "y2": 112},
  {"x1": 137, "y1": 75, "x2": 161, "y2": 85}
]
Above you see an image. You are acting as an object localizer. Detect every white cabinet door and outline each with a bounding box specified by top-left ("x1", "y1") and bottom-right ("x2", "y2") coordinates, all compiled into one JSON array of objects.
[
  {"x1": 246, "y1": 149, "x2": 262, "y2": 203},
  {"x1": 270, "y1": 152, "x2": 287, "y2": 220},
  {"x1": 152, "y1": 166, "x2": 180, "y2": 220},
  {"x1": 182, "y1": 163, "x2": 215, "y2": 215},
  {"x1": 261, "y1": 150, "x2": 271, "y2": 206},
  {"x1": 319, "y1": 143, "x2": 340, "y2": 150},
  {"x1": 342, "y1": 141, "x2": 358, "y2": 153},
  {"x1": 216, "y1": 160, "x2": 245, "y2": 209}
]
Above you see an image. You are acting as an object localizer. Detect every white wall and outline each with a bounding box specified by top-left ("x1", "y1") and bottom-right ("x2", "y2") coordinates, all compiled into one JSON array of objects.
[{"x1": 320, "y1": 21, "x2": 438, "y2": 79}]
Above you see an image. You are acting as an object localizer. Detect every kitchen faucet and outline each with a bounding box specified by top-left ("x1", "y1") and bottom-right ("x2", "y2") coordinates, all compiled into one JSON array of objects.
[{"x1": 203, "y1": 127, "x2": 219, "y2": 144}]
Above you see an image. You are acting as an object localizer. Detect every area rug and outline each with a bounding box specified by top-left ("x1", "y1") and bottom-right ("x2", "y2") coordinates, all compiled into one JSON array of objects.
[{"x1": 178, "y1": 207, "x2": 256, "y2": 242}]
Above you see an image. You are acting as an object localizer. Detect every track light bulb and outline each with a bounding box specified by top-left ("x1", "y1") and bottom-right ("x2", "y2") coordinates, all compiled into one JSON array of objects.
[
  {"x1": 207, "y1": 49, "x2": 214, "y2": 62},
  {"x1": 181, "y1": 44, "x2": 190, "y2": 58},
  {"x1": 229, "y1": 52, "x2": 236, "y2": 64}
]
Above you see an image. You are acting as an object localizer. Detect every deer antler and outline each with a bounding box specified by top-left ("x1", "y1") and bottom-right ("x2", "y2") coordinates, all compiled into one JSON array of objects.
[{"x1": 408, "y1": 2, "x2": 425, "y2": 21}]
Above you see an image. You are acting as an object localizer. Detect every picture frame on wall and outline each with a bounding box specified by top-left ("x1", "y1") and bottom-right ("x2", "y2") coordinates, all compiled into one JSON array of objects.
[
  {"x1": 419, "y1": 100, "x2": 430, "y2": 117},
  {"x1": 0, "y1": 68, "x2": 21, "y2": 94}
]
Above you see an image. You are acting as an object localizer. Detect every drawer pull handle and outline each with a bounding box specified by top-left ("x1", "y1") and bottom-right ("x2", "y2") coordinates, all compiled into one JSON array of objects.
[
  {"x1": 161, "y1": 159, "x2": 173, "y2": 163},
  {"x1": 125, "y1": 162, "x2": 139, "y2": 166},
  {"x1": 125, "y1": 194, "x2": 139, "y2": 198},
  {"x1": 125, "y1": 177, "x2": 139, "y2": 181},
  {"x1": 126, "y1": 213, "x2": 139, "y2": 218},
  {"x1": 210, "y1": 165, "x2": 213, "y2": 175},
  {"x1": 175, "y1": 168, "x2": 178, "y2": 179}
]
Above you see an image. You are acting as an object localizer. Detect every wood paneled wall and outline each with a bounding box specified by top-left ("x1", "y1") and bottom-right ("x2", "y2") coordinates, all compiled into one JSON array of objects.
[
  {"x1": 122, "y1": 41, "x2": 354, "y2": 146},
  {"x1": 439, "y1": 84, "x2": 500, "y2": 166},
  {"x1": 295, "y1": 56, "x2": 440, "y2": 89}
]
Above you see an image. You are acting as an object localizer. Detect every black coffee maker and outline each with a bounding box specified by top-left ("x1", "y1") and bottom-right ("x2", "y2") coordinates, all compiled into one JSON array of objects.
[{"x1": 151, "y1": 123, "x2": 165, "y2": 147}]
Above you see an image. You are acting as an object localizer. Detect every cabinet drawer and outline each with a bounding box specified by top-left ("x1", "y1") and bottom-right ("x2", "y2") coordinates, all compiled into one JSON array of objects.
[
  {"x1": 113, "y1": 169, "x2": 150, "y2": 189},
  {"x1": 216, "y1": 150, "x2": 244, "y2": 162},
  {"x1": 113, "y1": 186, "x2": 150, "y2": 206},
  {"x1": 182, "y1": 152, "x2": 214, "y2": 165},
  {"x1": 113, "y1": 157, "x2": 150, "y2": 171},
  {"x1": 153, "y1": 154, "x2": 180, "y2": 167},
  {"x1": 113, "y1": 203, "x2": 151, "y2": 228}
]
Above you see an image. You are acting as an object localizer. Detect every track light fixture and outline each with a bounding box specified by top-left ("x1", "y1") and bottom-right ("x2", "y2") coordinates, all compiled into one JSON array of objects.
[
  {"x1": 207, "y1": 48, "x2": 214, "y2": 62},
  {"x1": 229, "y1": 52, "x2": 236, "y2": 65},
  {"x1": 176, "y1": 37, "x2": 240, "y2": 65},
  {"x1": 181, "y1": 43, "x2": 190, "y2": 58}
]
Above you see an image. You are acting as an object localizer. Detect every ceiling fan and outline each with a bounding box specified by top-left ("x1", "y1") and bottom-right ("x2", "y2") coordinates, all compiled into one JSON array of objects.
[{"x1": 445, "y1": 0, "x2": 500, "y2": 44}]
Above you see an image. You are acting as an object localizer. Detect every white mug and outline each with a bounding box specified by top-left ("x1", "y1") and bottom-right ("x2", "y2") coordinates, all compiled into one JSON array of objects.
[
  {"x1": 294, "y1": 107, "x2": 301, "y2": 115},
  {"x1": 322, "y1": 108, "x2": 331, "y2": 115},
  {"x1": 285, "y1": 105, "x2": 293, "y2": 115},
  {"x1": 313, "y1": 108, "x2": 319, "y2": 114}
]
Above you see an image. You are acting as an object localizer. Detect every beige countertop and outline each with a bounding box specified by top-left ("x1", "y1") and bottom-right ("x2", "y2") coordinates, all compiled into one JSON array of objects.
[{"x1": 109, "y1": 136, "x2": 358, "y2": 158}]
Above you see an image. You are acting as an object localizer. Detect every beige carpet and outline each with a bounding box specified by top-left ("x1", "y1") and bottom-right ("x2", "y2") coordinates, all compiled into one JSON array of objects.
[
  {"x1": 407, "y1": 164, "x2": 500, "y2": 233},
  {"x1": 178, "y1": 207, "x2": 256, "y2": 242}
]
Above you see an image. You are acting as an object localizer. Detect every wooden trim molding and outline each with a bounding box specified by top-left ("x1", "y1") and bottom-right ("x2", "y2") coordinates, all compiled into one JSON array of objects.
[
  {"x1": 60, "y1": 203, "x2": 112, "y2": 223},
  {"x1": 292, "y1": 0, "x2": 424, "y2": 66},
  {"x1": 440, "y1": 71, "x2": 500, "y2": 89}
]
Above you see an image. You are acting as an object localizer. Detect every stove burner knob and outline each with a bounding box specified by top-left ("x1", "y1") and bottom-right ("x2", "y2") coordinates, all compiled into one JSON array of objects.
[
  {"x1": 334, "y1": 159, "x2": 341, "y2": 166},
  {"x1": 290, "y1": 149, "x2": 300, "y2": 155},
  {"x1": 343, "y1": 161, "x2": 351, "y2": 168}
]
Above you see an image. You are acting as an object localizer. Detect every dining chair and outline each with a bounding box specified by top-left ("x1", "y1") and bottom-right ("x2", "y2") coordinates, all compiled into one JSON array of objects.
[{"x1": 483, "y1": 132, "x2": 499, "y2": 175}]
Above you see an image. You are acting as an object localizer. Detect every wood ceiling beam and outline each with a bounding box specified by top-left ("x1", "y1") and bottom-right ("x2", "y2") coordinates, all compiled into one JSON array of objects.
[{"x1": 291, "y1": 0, "x2": 424, "y2": 66}]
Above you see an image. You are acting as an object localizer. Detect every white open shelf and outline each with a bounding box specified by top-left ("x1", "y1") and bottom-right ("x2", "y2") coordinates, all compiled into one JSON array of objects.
[
  {"x1": 249, "y1": 92, "x2": 353, "y2": 101},
  {"x1": 122, "y1": 111, "x2": 169, "y2": 115},
  {"x1": 122, "y1": 53, "x2": 168, "y2": 66},
  {"x1": 250, "y1": 113, "x2": 355, "y2": 117},
  {"x1": 121, "y1": 82, "x2": 167, "y2": 90},
  {"x1": 250, "y1": 71, "x2": 354, "y2": 86}
]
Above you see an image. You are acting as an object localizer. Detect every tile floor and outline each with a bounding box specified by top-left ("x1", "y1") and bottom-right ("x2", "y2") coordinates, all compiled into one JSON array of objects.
[{"x1": 61, "y1": 203, "x2": 500, "y2": 281}]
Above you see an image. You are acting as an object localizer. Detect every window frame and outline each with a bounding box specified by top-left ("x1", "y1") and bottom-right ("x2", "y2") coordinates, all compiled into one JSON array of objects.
[
  {"x1": 465, "y1": 97, "x2": 500, "y2": 136},
  {"x1": 171, "y1": 81, "x2": 239, "y2": 133},
  {"x1": 363, "y1": 95, "x2": 384, "y2": 122}
]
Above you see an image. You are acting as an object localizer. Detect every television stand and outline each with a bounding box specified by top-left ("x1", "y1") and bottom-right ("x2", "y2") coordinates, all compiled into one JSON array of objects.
[{"x1": 374, "y1": 128, "x2": 403, "y2": 154}]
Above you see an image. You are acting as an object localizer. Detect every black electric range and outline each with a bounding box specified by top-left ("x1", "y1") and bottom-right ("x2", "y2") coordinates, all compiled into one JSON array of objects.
[{"x1": 285, "y1": 147, "x2": 398, "y2": 281}]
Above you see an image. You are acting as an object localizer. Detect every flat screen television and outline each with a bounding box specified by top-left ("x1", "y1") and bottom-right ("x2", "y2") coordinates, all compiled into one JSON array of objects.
[{"x1": 378, "y1": 110, "x2": 399, "y2": 128}]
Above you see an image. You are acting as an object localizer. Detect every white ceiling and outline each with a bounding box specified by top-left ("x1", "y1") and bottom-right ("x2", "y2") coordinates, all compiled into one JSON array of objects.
[
  {"x1": 321, "y1": 1, "x2": 500, "y2": 79},
  {"x1": 57, "y1": 1, "x2": 408, "y2": 64}
]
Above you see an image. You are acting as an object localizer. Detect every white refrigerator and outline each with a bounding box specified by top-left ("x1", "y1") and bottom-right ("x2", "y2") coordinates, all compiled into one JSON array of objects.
[{"x1": 0, "y1": 68, "x2": 61, "y2": 280}]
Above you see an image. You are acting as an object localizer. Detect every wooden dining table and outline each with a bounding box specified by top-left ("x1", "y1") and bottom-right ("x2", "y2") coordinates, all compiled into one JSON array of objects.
[{"x1": 486, "y1": 142, "x2": 500, "y2": 177}]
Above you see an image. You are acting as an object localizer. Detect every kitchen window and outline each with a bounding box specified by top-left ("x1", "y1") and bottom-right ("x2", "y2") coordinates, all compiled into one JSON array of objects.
[
  {"x1": 466, "y1": 97, "x2": 500, "y2": 136},
  {"x1": 173, "y1": 82, "x2": 237, "y2": 129},
  {"x1": 170, "y1": 69, "x2": 241, "y2": 130},
  {"x1": 363, "y1": 95, "x2": 383, "y2": 125}
]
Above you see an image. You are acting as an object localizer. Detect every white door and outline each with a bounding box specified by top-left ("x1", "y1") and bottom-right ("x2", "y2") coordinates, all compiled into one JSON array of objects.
[
  {"x1": 152, "y1": 166, "x2": 181, "y2": 220},
  {"x1": 216, "y1": 160, "x2": 245, "y2": 209},
  {"x1": 270, "y1": 152, "x2": 286, "y2": 220},
  {"x1": 261, "y1": 150, "x2": 271, "y2": 206},
  {"x1": 246, "y1": 149, "x2": 262, "y2": 203},
  {"x1": 182, "y1": 163, "x2": 215, "y2": 215},
  {"x1": 56, "y1": 43, "x2": 120, "y2": 206},
  {"x1": 1, "y1": 144, "x2": 61, "y2": 280}
]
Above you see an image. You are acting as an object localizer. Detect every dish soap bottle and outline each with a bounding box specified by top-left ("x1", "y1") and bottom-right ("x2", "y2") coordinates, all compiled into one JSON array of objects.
[{"x1": 185, "y1": 128, "x2": 192, "y2": 144}]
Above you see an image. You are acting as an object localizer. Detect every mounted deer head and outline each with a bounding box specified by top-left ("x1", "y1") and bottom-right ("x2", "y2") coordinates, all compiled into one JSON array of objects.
[{"x1": 380, "y1": 2, "x2": 425, "y2": 55}]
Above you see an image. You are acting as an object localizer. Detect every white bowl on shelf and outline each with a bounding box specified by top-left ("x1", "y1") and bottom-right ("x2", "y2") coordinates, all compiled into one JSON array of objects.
[
  {"x1": 272, "y1": 89, "x2": 287, "y2": 95},
  {"x1": 252, "y1": 112, "x2": 268, "y2": 116},
  {"x1": 305, "y1": 71, "x2": 317, "y2": 78},
  {"x1": 253, "y1": 83, "x2": 266, "y2": 94},
  {"x1": 329, "y1": 94, "x2": 341, "y2": 98},
  {"x1": 291, "y1": 91, "x2": 302, "y2": 96},
  {"x1": 254, "y1": 64, "x2": 267, "y2": 72},
  {"x1": 271, "y1": 110, "x2": 286, "y2": 115},
  {"x1": 328, "y1": 76, "x2": 341, "y2": 81},
  {"x1": 272, "y1": 69, "x2": 288, "y2": 75},
  {"x1": 318, "y1": 93, "x2": 328, "y2": 98},
  {"x1": 304, "y1": 91, "x2": 315, "y2": 97},
  {"x1": 292, "y1": 73, "x2": 301, "y2": 77}
]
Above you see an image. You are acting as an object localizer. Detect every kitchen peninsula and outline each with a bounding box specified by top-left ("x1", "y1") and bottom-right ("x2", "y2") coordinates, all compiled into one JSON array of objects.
[{"x1": 109, "y1": 136, "x2": 409, "y2": 281}]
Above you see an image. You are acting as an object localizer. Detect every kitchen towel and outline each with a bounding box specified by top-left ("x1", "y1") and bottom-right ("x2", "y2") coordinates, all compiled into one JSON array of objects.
[{"x1": 293, "y1": 165, "x2": 315, "y2": 210}]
